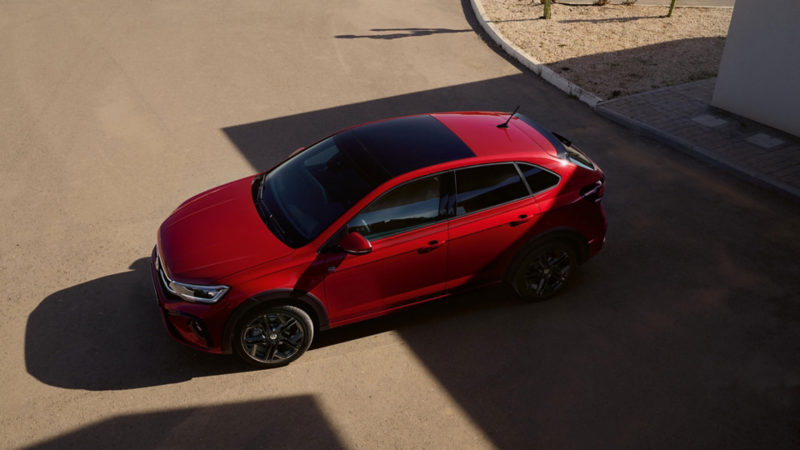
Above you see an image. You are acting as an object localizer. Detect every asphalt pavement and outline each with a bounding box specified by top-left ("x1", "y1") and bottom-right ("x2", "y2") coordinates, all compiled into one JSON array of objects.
[{"x1": 1, "y1": 0, "x2": 797, "y2": 448}]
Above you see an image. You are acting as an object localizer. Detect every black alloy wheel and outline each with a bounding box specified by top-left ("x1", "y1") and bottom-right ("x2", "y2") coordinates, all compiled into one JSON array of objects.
[
  {"x1": 513, "y1": 241, "x2": 577, "y2": 300},
  {"x1": 233, "y1": 305, "x2": 314, "y2": 368}
]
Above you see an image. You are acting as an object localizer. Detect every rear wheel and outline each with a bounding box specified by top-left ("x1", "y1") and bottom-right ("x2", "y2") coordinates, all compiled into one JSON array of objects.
[
  {"x1": 233, "y1": 305, "x2": 314, "y2": 368},
  {"x1": 511, "y1": 240, "x2": 577, "y2": 301}
]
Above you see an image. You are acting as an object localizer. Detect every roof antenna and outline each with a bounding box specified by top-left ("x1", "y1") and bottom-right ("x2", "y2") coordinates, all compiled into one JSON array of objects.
[{"x1": 497, "y1": 106, "x2": 520, "y2": 129}]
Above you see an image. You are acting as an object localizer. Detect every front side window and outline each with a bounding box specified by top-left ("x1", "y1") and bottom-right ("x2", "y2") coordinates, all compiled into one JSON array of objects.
[
  {"x1": 517, "y1": 163, "x2": 560, "y2": 194},
  {"x1": 347, "y1": 175, "x2": 443, "y2": 240},
  {"x1": 454, "y1": 164, "x2": 529, "y2": 216}
]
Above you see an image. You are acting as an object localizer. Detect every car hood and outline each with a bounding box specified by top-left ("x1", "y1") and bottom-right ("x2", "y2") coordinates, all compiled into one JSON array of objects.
[{"x1": 157, "y1": 175, "x2": 294, "y2": 284}]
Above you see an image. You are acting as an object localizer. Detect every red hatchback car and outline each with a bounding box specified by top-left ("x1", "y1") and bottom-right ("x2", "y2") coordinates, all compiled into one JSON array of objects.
[{"x1": 152, "y1": 112, "x2": 606, "y2": 368}]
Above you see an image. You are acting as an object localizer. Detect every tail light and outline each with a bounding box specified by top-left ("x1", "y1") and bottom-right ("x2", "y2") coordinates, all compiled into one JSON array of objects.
[{"x1": 580, "y1": 178, "x2": 604, "y2": 203}]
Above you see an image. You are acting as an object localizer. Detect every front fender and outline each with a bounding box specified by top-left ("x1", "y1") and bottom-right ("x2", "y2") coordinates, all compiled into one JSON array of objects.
[{"x1": 220, "y1": 289, "x2": 329, "y2": 354}]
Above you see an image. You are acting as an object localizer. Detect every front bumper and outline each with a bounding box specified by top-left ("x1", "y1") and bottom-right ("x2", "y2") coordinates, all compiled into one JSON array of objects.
[{"x1": 151, "y1": 247, "x2": 222, "y2": 353}]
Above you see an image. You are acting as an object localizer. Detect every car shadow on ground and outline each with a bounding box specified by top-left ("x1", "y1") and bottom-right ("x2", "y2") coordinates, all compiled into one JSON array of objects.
[
  {"x1": 310, "y1": 284, "x2": 526, "y2": 351},
  {"x1": 25, "y1": 396, "x2": 344, "y2": 449},
  {"x1": 24, "y1": 255, "x2": 530, "y2": 391},
  {"x1": 25, "y1": 258, "x2": 255, "y2": 391}
]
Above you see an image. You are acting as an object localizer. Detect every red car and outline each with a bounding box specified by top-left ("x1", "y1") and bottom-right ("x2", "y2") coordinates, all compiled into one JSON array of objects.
[{"x1": 152, "y1": 112, "x2": 606, "y2": 368}]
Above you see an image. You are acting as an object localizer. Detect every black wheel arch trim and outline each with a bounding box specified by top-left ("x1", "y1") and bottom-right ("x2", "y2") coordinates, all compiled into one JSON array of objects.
[
  {"x1": 221, "y1": 289, "x2": 329, "y2": 354},
  {"x1": 504, "y1": 227, "x2": 590, "y2": 284}
]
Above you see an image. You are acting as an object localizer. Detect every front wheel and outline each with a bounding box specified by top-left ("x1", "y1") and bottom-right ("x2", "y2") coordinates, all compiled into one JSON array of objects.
[
  {"x1": 511, "y1": 241, "x2": 577, "y2": 301},
  {"x1": 233, "y1": 305, "x2": 314, "y2": 368}
]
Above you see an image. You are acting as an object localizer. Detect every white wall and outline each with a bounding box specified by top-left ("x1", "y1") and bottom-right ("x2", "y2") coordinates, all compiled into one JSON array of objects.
[{"x1": 712, "y1": 0, "x2": 800, "y2": 137}]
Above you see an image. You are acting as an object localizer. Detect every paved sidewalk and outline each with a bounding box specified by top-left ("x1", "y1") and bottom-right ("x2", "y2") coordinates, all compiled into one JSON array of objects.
[{"x1": 597, "y1": 78, "x2": 800, "y2": 202}]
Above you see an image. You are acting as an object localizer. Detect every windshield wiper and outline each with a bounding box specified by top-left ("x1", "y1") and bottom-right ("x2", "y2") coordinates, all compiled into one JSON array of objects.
[
  {"x1": 256, "y1": 197, "x2": 289, "y2": 244},
  {"x1": 257, "y1": 173, "x2": 267, "y2": 201},
  {"x1": 268, "y1": 213, "x2": 287, "y2": 237},
  {"x1": 255, "y1": 172, "x2": 299, "y2": 247}
]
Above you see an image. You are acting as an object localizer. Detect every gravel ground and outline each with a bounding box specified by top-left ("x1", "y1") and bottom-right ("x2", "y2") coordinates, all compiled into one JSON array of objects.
[{"x1": 481, "y1": 1, "x2": 733, "y2": 99}]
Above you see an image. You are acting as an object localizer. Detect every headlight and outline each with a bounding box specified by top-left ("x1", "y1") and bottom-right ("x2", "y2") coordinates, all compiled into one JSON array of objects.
[
  {"x1": 168, "y1": 281, "x2": 230, "y2": 304},
  {"x1": 157, "y1": 254, "x2": 229, "y2": 304}
]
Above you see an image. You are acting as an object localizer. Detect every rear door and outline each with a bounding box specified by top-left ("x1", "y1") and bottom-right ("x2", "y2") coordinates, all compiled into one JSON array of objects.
[{"x1": 446, "y1": 163, "x2": 541, "y2": 289}]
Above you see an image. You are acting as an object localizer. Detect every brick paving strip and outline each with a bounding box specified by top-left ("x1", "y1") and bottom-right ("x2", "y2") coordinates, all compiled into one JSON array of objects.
[{"x1": 596, "y1": 79, "x2": 800, "y2": 203}]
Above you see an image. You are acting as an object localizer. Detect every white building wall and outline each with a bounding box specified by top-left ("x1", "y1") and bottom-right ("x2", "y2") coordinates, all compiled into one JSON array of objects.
[{"x1": 712, "y1": 0, "x2": 800, "y2": 137}]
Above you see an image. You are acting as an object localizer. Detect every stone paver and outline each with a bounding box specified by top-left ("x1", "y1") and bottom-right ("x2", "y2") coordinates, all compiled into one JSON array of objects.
[{"x1": 597, "y1": 78, "x2": 800, "y2": 199}]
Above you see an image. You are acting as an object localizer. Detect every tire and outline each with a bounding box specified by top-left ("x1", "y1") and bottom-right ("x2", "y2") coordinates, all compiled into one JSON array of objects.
[
  {"x1": 233, "y1": 304, "x2": 314, "y2": 368},
  {"x1": 510, "y1": 240, "x2": 578, "y2": 301}
]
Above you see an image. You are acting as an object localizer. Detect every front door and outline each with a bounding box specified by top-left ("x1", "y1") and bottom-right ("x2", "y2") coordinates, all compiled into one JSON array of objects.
[{"x1": 323, "y1": 173, "x2": 451, "y2": 324}]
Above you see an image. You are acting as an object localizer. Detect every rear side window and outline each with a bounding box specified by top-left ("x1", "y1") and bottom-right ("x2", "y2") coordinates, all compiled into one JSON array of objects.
[
  {"x1": 347, "y1": 175, "x2": 443, "y2": 240},
  {"x1": 455, "y1": 164, "x2": 529, "y2": 215},
  {"x1": 517, "y1": 163, "x2": 560, "y2": 194}
]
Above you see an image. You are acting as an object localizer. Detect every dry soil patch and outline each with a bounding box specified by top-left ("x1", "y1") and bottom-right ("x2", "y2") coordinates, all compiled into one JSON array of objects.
[{"x1": 481, "y1": 2, "x2": 732, "y2": 99}]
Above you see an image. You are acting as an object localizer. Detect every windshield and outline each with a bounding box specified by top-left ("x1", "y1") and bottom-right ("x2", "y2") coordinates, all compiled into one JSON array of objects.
[{"x1": 257, "y1": 136, "x2": 378, "y2": 248}]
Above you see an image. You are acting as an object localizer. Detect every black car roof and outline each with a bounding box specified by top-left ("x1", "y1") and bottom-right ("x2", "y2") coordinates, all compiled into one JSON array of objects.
[{"x1": 334, "y1": 115, "x2": 475, "y2": 183}]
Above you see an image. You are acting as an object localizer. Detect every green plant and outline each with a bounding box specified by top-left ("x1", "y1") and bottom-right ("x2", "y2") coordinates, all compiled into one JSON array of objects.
[
  {"x1": 667, "y1": 0, "x2": 677, "y2": 17},
  {"x1": 544, "y1": 0, "x2": 551, "y2": 19}
]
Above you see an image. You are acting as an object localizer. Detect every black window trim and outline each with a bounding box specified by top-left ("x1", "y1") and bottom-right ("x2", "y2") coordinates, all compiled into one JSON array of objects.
[
  {"x1": 332, "y1": 161, "x2": 561, "y2": 245},
  {"x1": 344, "y1": 171, "x2": 453, "y2": 243},
  {"x1": 513, "y1": 162, "x2": 562, "y2": 196}
]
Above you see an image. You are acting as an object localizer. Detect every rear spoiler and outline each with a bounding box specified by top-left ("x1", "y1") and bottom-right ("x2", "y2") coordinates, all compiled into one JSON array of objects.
[{"x1": 515, "y1": 113, "x2": 568, "y2": 159}]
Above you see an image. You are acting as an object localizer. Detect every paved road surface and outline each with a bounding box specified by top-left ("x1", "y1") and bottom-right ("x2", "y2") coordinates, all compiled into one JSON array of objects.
[{"x1": 1, "y1": 0, "x2": 796, "y2": 449}]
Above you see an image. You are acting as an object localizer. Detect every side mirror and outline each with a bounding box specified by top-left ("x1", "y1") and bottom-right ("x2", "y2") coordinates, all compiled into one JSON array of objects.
[{"x1": 339, "y1": 232, "x2": 372, "y2": 255}]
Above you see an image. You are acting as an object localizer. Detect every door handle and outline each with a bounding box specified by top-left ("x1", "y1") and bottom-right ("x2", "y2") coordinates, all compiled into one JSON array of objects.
[
  {"x1": 509, "y1": 214, "x2": 531, "y2": 227},
  {"x1": 419, "y1": 240, "x2": 445, "y2": 253}
]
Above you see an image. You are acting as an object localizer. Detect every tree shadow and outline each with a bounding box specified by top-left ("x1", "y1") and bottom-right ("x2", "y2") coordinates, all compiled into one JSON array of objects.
[
  {"x1": 335, "y1": 28, "x2": 471, "y2": 40},
  {"x1": 559, "y1": 15, "x2": 656, "y2": 24},
  {"x1": 489, "y1": 17, "x2": 543, "y2": 23},
  {"x1": 24, "y1": 396, "x2": 344, "y2": 449}
]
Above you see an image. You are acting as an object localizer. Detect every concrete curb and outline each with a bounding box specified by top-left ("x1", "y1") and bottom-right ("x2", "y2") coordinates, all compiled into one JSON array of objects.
[
  {"x1": 596, "y1": 105, "x2": 800, "y2": 204},
  {"x1": 470, "y1": 0, "x2": 799, "y2": 204},
  {"x1": 470, "y1": 0, "x2": 603, "y2": 108}
]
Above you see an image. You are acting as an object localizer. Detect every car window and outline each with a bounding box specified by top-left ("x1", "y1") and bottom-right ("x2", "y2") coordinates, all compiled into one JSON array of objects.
[
  {"x1": 455, "y1": 164, "x2": 529, "y2": 216},
  {"x1": 347, "y1": 175, "x2": 443, "y2": 240},
  {"x1": 565, "y1": 147, "x2": 595, "y2": 170},
  {"x1": 261, "y1": 136, "x2": 378, "y2": 247},
  {"x1": 516, "y1": 163, "x2": 560, "y2": 194}
]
